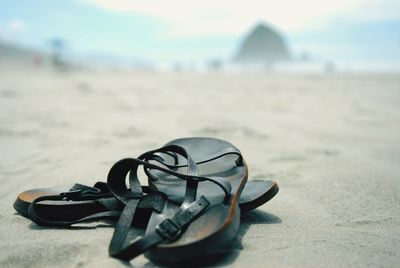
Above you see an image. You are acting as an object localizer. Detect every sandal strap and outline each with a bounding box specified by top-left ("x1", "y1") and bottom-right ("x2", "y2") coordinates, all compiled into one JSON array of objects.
[
  {"x1": 107, "y1": 144, "x2": 227, "y2": 260},
  {"x1": 107, "y1": 145, "x2": 232, "y2": 205},
  {"x1": 65, "y1": 181, "x2": 113, "y2": 200},
  {"x1": 28, "y1": 194, "x2": 121, "y2": 227},
  {"x1": 27, "y1": 182, "x2": 122, "y2": 226},
  {"x1": 147, "y1": 147, "x2": 243, "y2": 169},
  {"x1": 27, "y1": 184, "x2": 158, "y2": 226},
  {"x1": 143, "y1": 145, "x2": 242, "y2": 205},
  {"x1": 109, "y1": 195, "x2": 210, "y2": 261},
  {"x1": 141, "y1": 145, "x2": 201, "y2": 207}
]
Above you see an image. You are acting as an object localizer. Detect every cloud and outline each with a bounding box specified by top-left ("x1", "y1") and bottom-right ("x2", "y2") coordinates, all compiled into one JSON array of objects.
[
  {"x1": 8, "y1": 18, "x2": 27, "y2": 33},
  {"x1": 81, "y1": 0, "x2": 400, "y2": 36}
]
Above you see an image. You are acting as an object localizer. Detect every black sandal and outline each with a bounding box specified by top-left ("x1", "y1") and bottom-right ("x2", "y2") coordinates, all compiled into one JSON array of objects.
[
  {"x1": 14, "y1": 179, "x2": 277, "y2": 225},
  {"x1": 106, "y1": 137, "x2": 252, "y2": 263},
  {"x1": 145, "y1": 137, "x2": 278, "y2": 213}
]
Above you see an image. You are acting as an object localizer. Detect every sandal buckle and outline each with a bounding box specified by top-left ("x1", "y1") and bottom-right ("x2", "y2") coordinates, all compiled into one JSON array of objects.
[{"x1": 156, "y1": 219, "x2": 181, "y2": 240}]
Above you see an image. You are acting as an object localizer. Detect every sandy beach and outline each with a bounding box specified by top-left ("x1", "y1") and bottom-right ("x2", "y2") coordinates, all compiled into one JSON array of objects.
[{"x1": 0, "y1": 67, "x2": 399, "y2": 267}]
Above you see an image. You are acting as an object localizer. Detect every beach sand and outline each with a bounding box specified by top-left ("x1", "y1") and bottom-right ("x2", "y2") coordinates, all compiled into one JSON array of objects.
[{"x1": 0, "y1": 67, "x2": 399, "y2": 267}]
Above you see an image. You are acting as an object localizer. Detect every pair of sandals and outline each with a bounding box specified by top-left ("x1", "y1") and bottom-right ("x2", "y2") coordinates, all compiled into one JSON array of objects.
[{"x1": 14, "y1": 137, "x2": 279, "y2": 264}]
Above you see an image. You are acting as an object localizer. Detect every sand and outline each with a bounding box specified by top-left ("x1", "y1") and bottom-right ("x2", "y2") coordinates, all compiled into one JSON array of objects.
[{"x1": 0, "y1": 67, "x2": 399, "y2": 267}]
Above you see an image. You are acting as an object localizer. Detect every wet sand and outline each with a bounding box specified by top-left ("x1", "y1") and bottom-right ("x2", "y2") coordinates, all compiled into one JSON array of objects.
[{"x1": 0, "y1": 67, "x2": 399, "y2": 267}]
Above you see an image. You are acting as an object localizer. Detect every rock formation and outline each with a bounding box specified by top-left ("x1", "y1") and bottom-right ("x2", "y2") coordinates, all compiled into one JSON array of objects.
[{"x1": 235, "y1": 23, "x2": 290, "y2": 64}]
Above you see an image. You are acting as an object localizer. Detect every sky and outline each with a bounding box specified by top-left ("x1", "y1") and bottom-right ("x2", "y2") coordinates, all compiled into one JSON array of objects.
[{"x1": 0, "y1": 0, "x2": 399, "y2": 70}]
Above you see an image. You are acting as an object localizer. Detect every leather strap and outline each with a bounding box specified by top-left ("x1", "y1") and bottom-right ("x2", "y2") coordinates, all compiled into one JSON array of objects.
[
  {"x1": 28, "y1": 194, "x2": 121, "y2": 227},
  {"x1": 107, "y1": 145, "x2": 232, "y2": 205},
  {"x1": 28, "y1": 182, "x2": 121, "y2": 226},
  {"x1": 108, "y1": 144, "x2": 215, "y2": 261},
  {"x1": 109, "y1": 195, "x2": 210, "y2": 261},
  {"x1": 147, "y1": 147, "x2": 243, "y2": 169}
]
